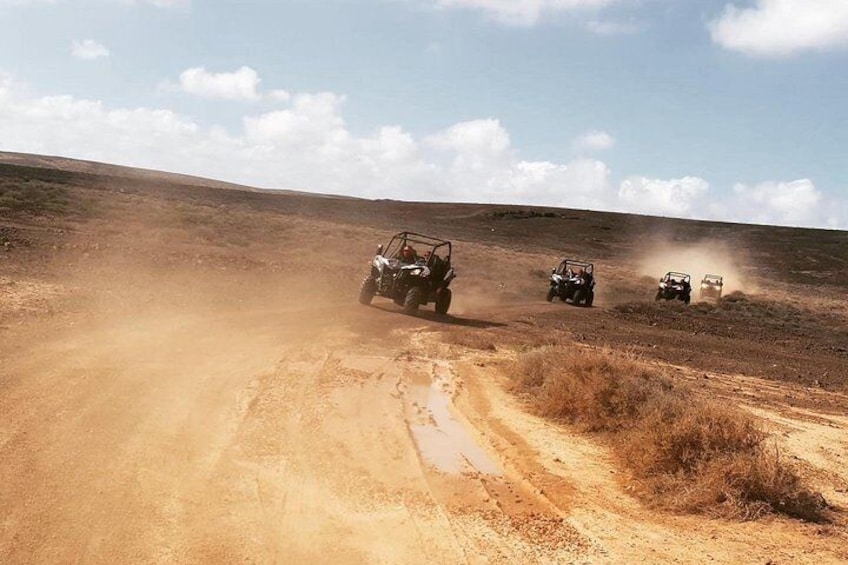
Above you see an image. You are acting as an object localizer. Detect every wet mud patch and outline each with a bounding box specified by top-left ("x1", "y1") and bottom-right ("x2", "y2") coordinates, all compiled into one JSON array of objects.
[{"x1": 400, "y1": 360, "x2": 501, "y2": 476}]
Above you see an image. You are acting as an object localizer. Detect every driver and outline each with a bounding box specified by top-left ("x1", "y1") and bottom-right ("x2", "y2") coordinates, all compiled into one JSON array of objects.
[{"x1": 400, "y1": 245, "x2": 418, "y2": 264}]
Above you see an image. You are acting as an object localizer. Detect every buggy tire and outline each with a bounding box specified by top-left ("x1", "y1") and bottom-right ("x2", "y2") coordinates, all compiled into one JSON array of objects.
[
  {"x1": 404, "y1": 286, "x2": 422, "y2": 314},
  {"x1": 358, "y1": 276, "x2": 376, "y2": 305},
  {"x1": 683, "y1": 295, "x2": 691, "y2": 305},
  {"x1": 435, "y1": 288, "x2": 452, "y2": 315},
  {"x1": 546, "y1": 287, "x2": 556, "y2": 302},
  {"x1": 586, "y1": 291, "x2": 594, "y2": 307},
  {"x1": 655, "y1": 291, "x2": 662, "y2": 302},
  {"x1": 573, "y1": 288, "x2": 586, "y2": 306}
]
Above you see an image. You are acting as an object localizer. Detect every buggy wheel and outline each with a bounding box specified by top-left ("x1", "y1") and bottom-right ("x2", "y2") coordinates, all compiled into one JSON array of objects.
[
  {"x1": 573, "y1": 288, "x2": 586, "y2": 306},
  {"x1": 655, "y1": 291, "x2": 662, "y2": 302},
  {"x1": 403, "y1": 286, "x2": 422, "y2": 314},
  {"x1": 546, "y1": 287, "x2": 556, "y2": 302},
  {"x1": 586, "y1": 291, "x2": 594, "y2": 307},
  {"x1": 358, "y1": 276, "x2": 376, "y2": 305},
  {"x1": 683, "y1": 294, "x2": 690, "y2": 305},
  {"x1": 435, "y1": 288, "x2": 452, "y2": 315}
]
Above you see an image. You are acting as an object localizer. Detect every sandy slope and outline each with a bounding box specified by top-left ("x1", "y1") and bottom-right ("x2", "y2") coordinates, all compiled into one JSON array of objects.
[
  {"x1": 2, "y1": 288, "x2": 846, "y2": 564},
  {"x1": 2, "y1": 156, "x2": 848, "y2": 563}
]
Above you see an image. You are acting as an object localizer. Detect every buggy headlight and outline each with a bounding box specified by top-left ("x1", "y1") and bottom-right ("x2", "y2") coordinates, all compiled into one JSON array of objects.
[
  {"x1": 410, "y1": 268, "x2": 423, "y2": 276},
  {"x1": 659, "y1": 282, "x2": 667, "y2": 289}
]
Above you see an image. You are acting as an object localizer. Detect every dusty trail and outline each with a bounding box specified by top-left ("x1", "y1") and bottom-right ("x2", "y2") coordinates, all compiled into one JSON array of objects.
[
  {"x1": 0, "y1": 298, "x2": 587, "y2": 564},
  {"x1": 1, "y1": 287, "x2": 846, "y2": 564}
]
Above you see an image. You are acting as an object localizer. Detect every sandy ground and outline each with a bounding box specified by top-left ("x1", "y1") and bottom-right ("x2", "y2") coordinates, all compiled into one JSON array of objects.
[
  {"x1": 2, "y1": 282, "x2": 847, "y2": 564},
  {"x1": 2, "y1": 156, "x2": 847, "y2": 563}
]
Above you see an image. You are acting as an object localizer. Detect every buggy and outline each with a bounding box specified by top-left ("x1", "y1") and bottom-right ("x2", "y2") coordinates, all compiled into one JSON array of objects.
[
  {"x1": 546, "y1": 259, "x2": 595, "y2": 307},
  {"x1": 699, "y1": 274, "x2": 724, "y2": 300},
  {"x1": 655, "y1": 272, "x2": 691, "y2": 304},
  {"x1": 358, "y1": 232, "x2": 456, "y2": 315}
]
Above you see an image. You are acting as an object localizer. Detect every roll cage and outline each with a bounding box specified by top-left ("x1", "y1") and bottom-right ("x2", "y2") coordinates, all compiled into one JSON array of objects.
[
  {"x1": 555, "y1": 259, "x2": 593, "y2": 276},
  {"x1": 662, "y1": 272, "x2": 691, "y2": 284},
  {"x1": 383, "y1": 231, "x2": 452, "y2": 268},
  {"x1": 702, "y1": 274, "x2": 723, "y2": 285}
]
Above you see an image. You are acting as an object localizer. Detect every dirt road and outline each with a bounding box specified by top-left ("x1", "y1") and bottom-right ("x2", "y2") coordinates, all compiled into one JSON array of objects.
[{"x1": 2, "y1": 291, "x2": 846, "y2": 564}]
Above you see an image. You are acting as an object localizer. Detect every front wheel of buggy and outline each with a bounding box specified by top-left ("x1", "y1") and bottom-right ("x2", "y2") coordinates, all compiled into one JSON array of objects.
[
  {"x1": 655, "y1": 292, "x2": 662, "y2": 302},
  {"x1": 435, "y1": 288, "x2": 452, "y2": 315},
  {"x1": 683, "y1": 295, "x2": 691, "y2": 305},
  {"x1": 546, "y1": 287, "x2": 556, "y2": 302},
  {"x1": 586, "y1": 291, "x2": 594, "y2": 307},
  {"x1": 358, "y1": 276, "x2": 376, "y2": 305},
  {"x1": 403, "y1": 286, "x2": 422, "y2": 314}
]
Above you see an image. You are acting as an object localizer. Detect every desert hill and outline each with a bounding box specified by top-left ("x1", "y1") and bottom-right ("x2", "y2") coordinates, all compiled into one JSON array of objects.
[{"x1": 1, "y1": 153, "x2": 846, "y2": 564}]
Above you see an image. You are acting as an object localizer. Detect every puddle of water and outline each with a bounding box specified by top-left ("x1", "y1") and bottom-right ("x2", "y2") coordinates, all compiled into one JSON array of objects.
[{"x1": 407, "y1": 364, "x2": 501, "y2": 476}]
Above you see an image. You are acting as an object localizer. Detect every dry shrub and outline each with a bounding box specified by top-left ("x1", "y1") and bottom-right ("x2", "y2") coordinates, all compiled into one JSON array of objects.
[
  {"x1": 511, "y1": 347, "x2": 668, "y2": 432},
  {"x1": 626, "y1": 397, "x2": 764, "y2": 475},
  {"x1": 649, "y1": 448, "x2": 827, "y2": 522},
  {"x1": 509, "y1": 346, "x2": 828, "y2": 521}
]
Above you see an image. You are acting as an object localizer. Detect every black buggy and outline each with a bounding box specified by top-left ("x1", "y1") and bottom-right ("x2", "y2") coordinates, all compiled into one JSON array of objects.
[
  {"x1": 358, "y1": 232, "x2": 456, "y2": 315},
  {"x1": 699, "y1": 274, "x2": 724, "y2": 301},
  {"x1": 546, "y1": 259, "x2": 595, "y2": 307},
  {"x1": 655, "y1": 272, "x2": 692, "y2": 304}
]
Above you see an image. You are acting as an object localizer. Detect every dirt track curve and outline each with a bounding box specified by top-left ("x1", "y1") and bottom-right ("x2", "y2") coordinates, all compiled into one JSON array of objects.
[{"x1": 3, "y1": 295, "x2": 847, "y2": 564}]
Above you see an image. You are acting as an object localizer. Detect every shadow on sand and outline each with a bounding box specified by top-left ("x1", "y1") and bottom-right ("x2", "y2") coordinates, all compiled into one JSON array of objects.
[{"x1": 368, "y1": 303, "x2": 507, "y2": 329}]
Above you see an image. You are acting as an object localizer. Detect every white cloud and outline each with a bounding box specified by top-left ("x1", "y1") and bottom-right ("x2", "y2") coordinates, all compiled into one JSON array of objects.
[
  {"x1": 572, "y1": 130, "x2": 615, "y2": 152},
  {"x1": 425, "y1": 120, "x2": 613, "y2": 206},
  {"x1": 0, "y1": 75, "x2": 843, "y2": 228},
  {"x1": 178, "y1": 66, "x2": 261, "y2": 101},
  {"x1": 426, "y1": 119, "x2": 512, "y2": 162},
  {"x1": 71, "y1": 39, "x2": 110, "y2": 60},
  {"x1": 431, "y1": 0, "x2": 618, "y2": 26},
  {"x1": 244, "y1": 92, "x2": 348, "y2": 146},
  {"x1": 618, "y1": 176, "x2": 710, "y2": 216},
  {"x1": 268, "y1": 89, "x2": 291, "y2": 103},
  {"x1": 722, "y1": 179, "x2": 823, "y2": 226},
  {"x1": 709, "y1": 0, "x2": 848, "y2": 57}
]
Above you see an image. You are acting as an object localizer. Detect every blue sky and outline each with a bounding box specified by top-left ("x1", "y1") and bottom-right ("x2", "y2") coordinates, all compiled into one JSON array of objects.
[{"x1": 0, "y1": 0, "x2": 846, "y2": 228}]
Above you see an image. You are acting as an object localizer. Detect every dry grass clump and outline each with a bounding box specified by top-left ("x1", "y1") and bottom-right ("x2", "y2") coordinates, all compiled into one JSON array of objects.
[
  {"x1": 509, "y1": 346, "x2": 827, "y2": 521},
  {"x1": 510, "y1": 347, "x2": 668, "y2": 431}
]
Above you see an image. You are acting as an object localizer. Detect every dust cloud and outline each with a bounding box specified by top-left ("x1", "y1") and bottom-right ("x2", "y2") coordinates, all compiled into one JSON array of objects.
[
  {"x1": 636, "y1": 240, "x2": 756, "y2": 298},
  {"x1": 447, "y1": 280, "x2": 510, "y2": 316}
]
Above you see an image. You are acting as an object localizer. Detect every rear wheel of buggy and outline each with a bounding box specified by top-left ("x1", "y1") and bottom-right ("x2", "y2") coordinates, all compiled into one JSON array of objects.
[
  {"x1": 358, "y1": 276, "x2": 376, "y2": 305},
  {"x1": 546, "y1": 287, "x2": 556, "y2": 302},
  {"x1": 683, "y1": 295, "x2": 690, "y2": 305},
  {"x1": 573, "y1": 288, "x2": 586, "y2": 306},
  {"x1": 435, "y1": 288, "x2": 452, "y2": 315},
  {"x1": 403, "y1": 286, "x2": 422, "y2": 314}
]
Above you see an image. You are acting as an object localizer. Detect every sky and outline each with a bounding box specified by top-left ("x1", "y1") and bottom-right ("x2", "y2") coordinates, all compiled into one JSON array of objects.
[{"x1": 0, "y1": 0, "x2": 846, "y2": 229}]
